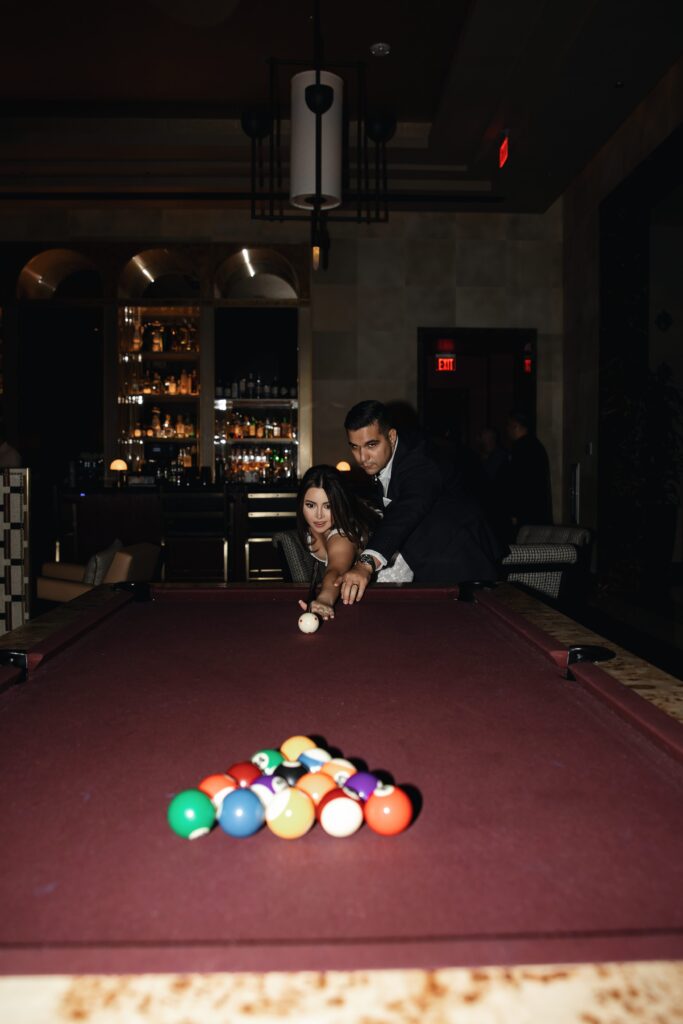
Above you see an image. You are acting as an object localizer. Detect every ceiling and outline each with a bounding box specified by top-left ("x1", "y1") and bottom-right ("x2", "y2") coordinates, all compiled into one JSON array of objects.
[{"x1": 1, "y1": 0, "x2": 682, "y2": 212}]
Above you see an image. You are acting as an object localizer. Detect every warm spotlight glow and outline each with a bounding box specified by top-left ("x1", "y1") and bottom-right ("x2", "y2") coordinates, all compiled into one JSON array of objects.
[
  {"x1": 311, "y1": 245, "x2": 321, "y2": 271},
  {"x1": 336, "y1": 461, "x2": 351, "y2": 472},
  {"x1": 110, "y1": 459, "x2": 128, "y2": 472}
]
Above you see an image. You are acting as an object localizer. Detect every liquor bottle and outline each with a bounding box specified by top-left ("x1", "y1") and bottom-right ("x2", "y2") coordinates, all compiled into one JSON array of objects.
[
  {"x1": 151, "y1": 408, "x2": 161, "y2": 437},
  {"x1": 176, "y1": 415, "x2": 186, "y2": 438},
  {"x1": 265, "y1": 417, "x2": 273, "y2": 439},
  {"x1": 151, "y1": 324, "x2": 164, "y2": 353},
  {"x1": 273, "y1": 419, "x2": 282, "y2": 439},
  {"x1": 131, "y1": 322, "x2": 142, "y2": 352},
  {"x1": 230, "y1": 380, "x2": 238, "y2": 398},
  {"x1": 190, "y1": 370, "x2": 198, "y2": 395},
  {"x1": 256, "y1": 418, "x2": 265, "y2": 439},
  {"x1": 255, "y1": 375, "x2": 263, "y2": 399},
  {"x1": 168, "y1": 374, "x2": 177, "y2": 396},
  {"x1": 179, "y1": 369, "x2": 189, "y2": 395},
  {"x1": 263, "y1": 380, "x2": 271, "y2": 399},
  {"x1": 246, "y1": 372, "x2": 255, "y2": 398},
  {"x1": 152, "y1": 372, "x2": 162, "y2": 395}
]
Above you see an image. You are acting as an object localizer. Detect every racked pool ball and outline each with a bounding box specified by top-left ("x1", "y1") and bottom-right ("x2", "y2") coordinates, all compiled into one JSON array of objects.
[
  {"x1": 343, "y1": 771, "x2": 379, "y2": 802},
  {"x1": 299, "y1": 747, "x2": 332, "y2": 773},
  {"x1": 280, "y1": 735, "x2": 315, "y2": 761},
  {"x1": 197, "y1": 772, "x2": 238, "y2": 811},
  {"x1": 364, "y1": 782, "x2": 413, "y2": 836},
  {"x1": 251, "y1": 748, "x2": 284, "y2": 776},
  {"x1": 266, "y1": 788, "x2": 315, "y2": 839},
  {"x1": 273, "y1": 759, "x2": 308, "y2": 787},
  {"x1": 295, "y1": 770, "x2": 338, "y2": 807},
  {"x1": 320, "y1": 757, "x2": 357, "y2": 787},
  {"x1": 167, "y1": 788, "x2": 216, "y2": 840},
  {"x1": 226, "y1": 761, "x2": 262, "y2": 788},
  {"x1": 251, "y1": 774, "x2": 289, "y2": 807},
  {"x1": 298, "y1": 612, "x2": 320, "y2": 634},
  {"x1": 317, "y1": 789, "x2": 364, "y2": 838},
  {"x1": 218, "y1": 787, "x2": 265, "y2": 838}
]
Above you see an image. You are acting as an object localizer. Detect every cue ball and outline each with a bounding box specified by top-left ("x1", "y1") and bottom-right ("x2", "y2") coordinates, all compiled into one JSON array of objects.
[{"x1": 298, "y1": 612, "x2": 320, "y2": 634}]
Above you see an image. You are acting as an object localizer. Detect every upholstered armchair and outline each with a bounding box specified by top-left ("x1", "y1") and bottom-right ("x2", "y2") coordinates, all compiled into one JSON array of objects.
[{"x1": 37, "y1": 540, "x2": 161, "y2": 603}]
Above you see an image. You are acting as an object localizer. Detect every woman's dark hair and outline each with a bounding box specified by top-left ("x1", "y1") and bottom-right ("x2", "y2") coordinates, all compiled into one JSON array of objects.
[
  {"x1": 343, "y1": 400, "x2": 393, "y2": 435},
  {"x1": 296, "y1": 464, "x2": 379, "y2": 549}
]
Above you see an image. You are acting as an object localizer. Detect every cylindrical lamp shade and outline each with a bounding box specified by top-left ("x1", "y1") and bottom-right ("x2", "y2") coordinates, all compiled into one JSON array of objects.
[{"x1": 290, "y1": 70, "x2": 343, "y2": 211}]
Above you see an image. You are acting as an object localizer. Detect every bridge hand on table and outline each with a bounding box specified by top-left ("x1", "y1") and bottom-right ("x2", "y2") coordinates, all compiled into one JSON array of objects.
[{"x1": 298, "y1": 598, "x2": 335, "y2": 620}]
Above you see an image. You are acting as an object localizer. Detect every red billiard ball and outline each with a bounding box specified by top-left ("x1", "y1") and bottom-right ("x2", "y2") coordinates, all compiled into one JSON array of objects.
[
  {"x1": 226, "y1": 761, "x2": 262, "y2": 788},
  {"x1": 317, "y1": 789, "x2": 364, "y2": 838},
  {"x1": 364, "y1": 783, "x2": 413, "y2": 836}
]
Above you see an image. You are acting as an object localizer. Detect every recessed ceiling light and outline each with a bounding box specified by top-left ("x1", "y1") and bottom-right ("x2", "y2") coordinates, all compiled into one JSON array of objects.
[{"x1": 370, "y1": 42, "x2": 391, "y2": 57}]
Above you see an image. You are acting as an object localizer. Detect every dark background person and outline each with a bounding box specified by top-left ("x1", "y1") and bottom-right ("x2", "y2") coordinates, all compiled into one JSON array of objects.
[
  {"x1": 475, "y1": 425, "x2": 510, "y2": 546},
  {"x1": 337, "y1": 400, "x2": 503, "y2": 602},
  {"x1": 0, "y1": 421, "x2": 22, "y2": 468},
  {"x1": 505, "y1": 410, "x2": 553, "y2": 534}
]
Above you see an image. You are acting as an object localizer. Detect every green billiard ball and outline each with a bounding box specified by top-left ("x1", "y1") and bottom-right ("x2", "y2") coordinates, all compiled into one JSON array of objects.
[
  {"x1": 167, "y1": 788, "x2": 216, "y2": 839},
  {"x1": 251, "y1": 748, "x2": 285, "y2": 775}
]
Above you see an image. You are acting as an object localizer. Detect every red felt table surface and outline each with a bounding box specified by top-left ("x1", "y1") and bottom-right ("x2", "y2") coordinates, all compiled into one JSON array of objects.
[{"x1": 1, "y1": 586, "x2": 682, "y2": 975}]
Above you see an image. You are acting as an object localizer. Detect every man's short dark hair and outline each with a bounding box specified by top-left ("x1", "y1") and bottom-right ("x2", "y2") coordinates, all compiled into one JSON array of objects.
[
  {"x1": 344, "y1": 400, "x2": 393, "y2": 434},
  {"x1": 508, "y1": 410, "x2": 532, "y2": 432}
]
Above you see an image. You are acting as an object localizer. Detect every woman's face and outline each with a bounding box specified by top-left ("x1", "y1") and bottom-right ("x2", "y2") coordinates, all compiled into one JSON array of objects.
[{"x1": 302, "y1": 486, "x2": 333, "y2": 535}]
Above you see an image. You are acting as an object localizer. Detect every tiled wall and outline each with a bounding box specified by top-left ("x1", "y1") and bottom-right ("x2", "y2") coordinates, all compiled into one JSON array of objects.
[
  {"x1": 0, "y1": 468, "x2": 29, "y2": 635},
  {"x1": 310, "y1": 205, "x2": 563, "y2": 520}
]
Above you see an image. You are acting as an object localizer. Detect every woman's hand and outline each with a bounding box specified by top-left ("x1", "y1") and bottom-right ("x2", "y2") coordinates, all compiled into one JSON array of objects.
[{"x1": 298, "y1": 598, "x2": 335, "y2": 621}]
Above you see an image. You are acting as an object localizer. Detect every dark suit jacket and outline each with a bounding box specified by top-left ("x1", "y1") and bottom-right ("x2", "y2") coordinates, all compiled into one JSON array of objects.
[{"x1": 367, "y1": 433, "x2": 502, "y2": 584}]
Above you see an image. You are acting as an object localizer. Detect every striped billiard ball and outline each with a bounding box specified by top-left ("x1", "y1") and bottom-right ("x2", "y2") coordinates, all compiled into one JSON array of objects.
[
  {"x1": 266, "y1": 788, "x2": 315, "y2": 839},
  {"x1": 320, "y1": 757, "x2": 357, "y2": 787},
  {"x1": 317, "y1": 789, "x2": 364, "y2": 838}
]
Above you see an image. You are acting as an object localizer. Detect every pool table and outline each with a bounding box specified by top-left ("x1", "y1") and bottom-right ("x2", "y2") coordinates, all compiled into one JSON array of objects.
[{"x1": 1, "y1": 584, "x2": 682, "y2": 990}]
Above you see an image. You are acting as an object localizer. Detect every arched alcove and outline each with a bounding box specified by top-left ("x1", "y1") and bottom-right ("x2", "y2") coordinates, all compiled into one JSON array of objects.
[
  {"x1": 214, "y1": 249, "x2": 299, "y2": 300},
  {"x1": 17, "y1": 249, "x2": 102, "y2": 301},
  {"x1": 119, "y1": 248, "x2": 200, "y2": 300}
]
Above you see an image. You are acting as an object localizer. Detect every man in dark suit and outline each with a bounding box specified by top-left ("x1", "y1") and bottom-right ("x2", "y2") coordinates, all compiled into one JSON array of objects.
[{"x1": 336, "y1": 400, "x2": 502, "y2": 604}]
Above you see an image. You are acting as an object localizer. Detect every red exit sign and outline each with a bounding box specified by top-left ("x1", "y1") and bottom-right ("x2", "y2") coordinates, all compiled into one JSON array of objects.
[{"x1": 435, "y1": 355, "x2": 456, "y2": 372}]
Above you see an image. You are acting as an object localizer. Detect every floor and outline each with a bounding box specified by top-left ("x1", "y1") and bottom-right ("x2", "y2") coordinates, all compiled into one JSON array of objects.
[{"x1": 567, "y1": 582, "x2": 683, "y2": 682}]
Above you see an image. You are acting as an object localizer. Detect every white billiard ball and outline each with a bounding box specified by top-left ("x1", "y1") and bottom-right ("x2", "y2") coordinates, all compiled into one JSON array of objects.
[{"x1": 298, "y1": 611, "x2": 320, "y2": 634}]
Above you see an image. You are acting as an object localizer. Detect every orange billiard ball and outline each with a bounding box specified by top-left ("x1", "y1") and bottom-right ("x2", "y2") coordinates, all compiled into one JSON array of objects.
[{"x1": 364, "y1": 782, "x2": 413, "y2": 836}]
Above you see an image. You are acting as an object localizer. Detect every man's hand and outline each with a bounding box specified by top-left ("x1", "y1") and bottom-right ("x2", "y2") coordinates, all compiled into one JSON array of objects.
[{"x1": 335, "y1": 560, "x2": 374, "y2": 604}]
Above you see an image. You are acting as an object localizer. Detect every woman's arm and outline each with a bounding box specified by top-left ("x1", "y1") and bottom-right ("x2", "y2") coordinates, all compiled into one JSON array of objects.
[{"x1": 298, "y1": 533, "x2": 357, "y2": 620}]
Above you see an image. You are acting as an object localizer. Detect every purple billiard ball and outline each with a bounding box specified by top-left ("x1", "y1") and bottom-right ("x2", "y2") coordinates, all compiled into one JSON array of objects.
[
  {"x1": 251, "y1": 774, "x2": 289, "y2": 807},
  {"x1": 343, "y1": 771, "x2": 379, "y2": 802}
]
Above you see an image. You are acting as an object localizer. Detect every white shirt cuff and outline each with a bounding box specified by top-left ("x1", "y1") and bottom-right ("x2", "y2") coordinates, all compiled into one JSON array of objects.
[{"x1": 362, "y1": 548, "x2": 387, "y2": 569}]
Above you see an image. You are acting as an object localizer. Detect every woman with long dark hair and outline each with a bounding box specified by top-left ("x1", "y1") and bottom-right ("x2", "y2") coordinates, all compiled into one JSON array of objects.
[{"x1": 296, "y1": 464, "x2": 378, "y2": 621}]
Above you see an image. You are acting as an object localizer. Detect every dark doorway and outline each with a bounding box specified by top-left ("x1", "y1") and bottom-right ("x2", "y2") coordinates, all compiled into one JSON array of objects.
[
  {"x1": 417, "y1": 328, "x2": 537, "y2": 450},
  {"x1": 599, "y1": 124, "x2": 683, "y2": 596},
  {"x1": 17, "y1": 304, "x2": 103, "y2": 568}
]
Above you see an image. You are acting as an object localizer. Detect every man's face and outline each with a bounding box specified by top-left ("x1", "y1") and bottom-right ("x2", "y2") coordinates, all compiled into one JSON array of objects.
[{"x1": 346, "y1": 421, "x2": 397, "y2": 476}]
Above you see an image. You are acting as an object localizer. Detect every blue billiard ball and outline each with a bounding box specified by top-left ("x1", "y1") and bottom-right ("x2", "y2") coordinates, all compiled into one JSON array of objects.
[{"x1": 218, "y1": 787, "x2": 265, "y2": 838}]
